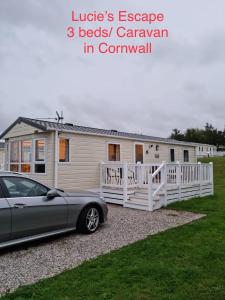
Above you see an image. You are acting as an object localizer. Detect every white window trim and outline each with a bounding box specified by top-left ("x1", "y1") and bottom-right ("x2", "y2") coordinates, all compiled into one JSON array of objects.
[
  {"x1": 133, "y1": 142, "x2": 145, "y2": 164},
  {"x1": 9, "y1": 138, "x2": 47, "y2": 175},
  {"x1": 20, "y1": 139, "x2": 33, "y2": 174},
  {"x1": 106, "y1": 141, "x2": 121, "y2": 162},
  {"x1": 58, "y1": 137, "x2": 71, "y2": 164},
  {"x1": 9, "y1": 140, "x2": 22, "y2": 173},
  {"x1": 34, "y1": 138, "x2": 47, "y2": 174}
]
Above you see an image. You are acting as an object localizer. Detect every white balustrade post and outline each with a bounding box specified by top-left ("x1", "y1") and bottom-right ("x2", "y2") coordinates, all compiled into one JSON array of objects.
[
  {"x1": 148, "y1": 173, "x2": 154, "y2": 211},
  {"x1": 176, "y1": 161, "x2": 181, "y2": 200},
  {"x1": 198, "y1": 162, "x2": 202, "y2": 197},
  {"x1": 123, "y1": 163, "x2": 128, "y2": 205},
  {"x1": 161, "y1": 160, "x2": 166, "y2": 185},
  {"x1": 99, "y1": 162, "x2": 104, "y2": 198},
  {"x1": 162, "y1": 163, "x2": 168, "y2": 207},
  {"x1": 137, "y1": 161, "x2": 141, "y2": 187},
  {"x1": 209, "y1": 162, "x2": 214, "y2": 195}
]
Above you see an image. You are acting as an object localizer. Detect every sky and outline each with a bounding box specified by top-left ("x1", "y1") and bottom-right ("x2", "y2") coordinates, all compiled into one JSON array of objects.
[{"x1": 0, "y1": 0, "x2": 225, "y2": 137}]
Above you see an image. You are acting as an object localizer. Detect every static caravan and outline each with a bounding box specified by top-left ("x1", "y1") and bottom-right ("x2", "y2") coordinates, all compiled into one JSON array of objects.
[
  {"x1": 0, "y1": 117, "x2": 213, "y2": 211},
  {"x1": 195, "y1": 143, "x2": 216, "y2": 158}
]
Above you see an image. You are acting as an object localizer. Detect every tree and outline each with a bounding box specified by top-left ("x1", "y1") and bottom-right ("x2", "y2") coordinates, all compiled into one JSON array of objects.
[
  {"x1": 170, "y1": 129, "x2": 184, "y2": 141},
  {"x1": 169, "y1": 123, "x2": 225, "y2": 149}
]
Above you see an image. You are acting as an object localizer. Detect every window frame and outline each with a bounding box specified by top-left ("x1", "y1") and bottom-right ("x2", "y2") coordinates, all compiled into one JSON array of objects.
[
  {"x1": 9, "y1": 140, "x2": 20, "y2": 172},
  {"x1": 20, "y1": 140, "x2": 32, "y2": 174},
  {"x1": 107, "y1": 142, "x2": 121, "y2": 162},
  {"x1": 58, "y1": 138, "x2": 71, "y2": 163},
  {"x1": 9, "y1": 138, "x2": 47, "y2": 175},
  {"x1": 34, "y1": 138, "x2": 46, "y2": 174}
]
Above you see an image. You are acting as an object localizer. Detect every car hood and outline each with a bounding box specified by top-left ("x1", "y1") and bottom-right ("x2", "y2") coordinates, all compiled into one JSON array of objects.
[{"x1": 64, "y1": 191, "x2": 100, "y2": 198}]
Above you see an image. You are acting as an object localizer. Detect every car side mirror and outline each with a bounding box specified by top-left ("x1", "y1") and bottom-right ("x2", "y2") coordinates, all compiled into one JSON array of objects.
[{"x1": 47, "y1": 189, "x2": 60, "y2": 199}]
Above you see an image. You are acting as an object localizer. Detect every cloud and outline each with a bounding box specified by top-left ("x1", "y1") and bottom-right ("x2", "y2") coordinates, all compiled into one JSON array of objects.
[{"x1": 0, "y1": 0, "x2": 225, "y2": 138}]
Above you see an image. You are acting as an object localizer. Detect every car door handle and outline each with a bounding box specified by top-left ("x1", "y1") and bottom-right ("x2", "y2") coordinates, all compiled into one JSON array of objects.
[{"x1": 13, "y1": 203, "x2": 27, "y2": 209}]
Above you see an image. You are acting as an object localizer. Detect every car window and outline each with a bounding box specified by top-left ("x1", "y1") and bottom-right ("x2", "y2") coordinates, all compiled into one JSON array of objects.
[
  {"x1": 2, "y1": 177, "x2": 49, "y2": 198},
  {"x1": 0, "y1": 185, "x2": 4, "y2": 198}
]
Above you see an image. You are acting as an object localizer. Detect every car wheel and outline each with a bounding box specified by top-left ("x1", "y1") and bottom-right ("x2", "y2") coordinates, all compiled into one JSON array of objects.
[{"x1": 77, "y1": 206, "x2": 100, "y2": 234}]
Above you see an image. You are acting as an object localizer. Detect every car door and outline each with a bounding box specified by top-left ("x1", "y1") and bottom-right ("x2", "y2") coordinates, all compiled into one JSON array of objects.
[
  {"x1": 1, "y1": 176, "x2": 68, "y2": 239},
  {"x1": 0, "y1": 183, "x2": 11, "y2": 243}
]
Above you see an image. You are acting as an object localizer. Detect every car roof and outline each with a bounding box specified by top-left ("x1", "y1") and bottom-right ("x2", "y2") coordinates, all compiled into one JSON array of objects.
[{"x1": 0, "y1": 171, "x2": 29, "y2": 178}]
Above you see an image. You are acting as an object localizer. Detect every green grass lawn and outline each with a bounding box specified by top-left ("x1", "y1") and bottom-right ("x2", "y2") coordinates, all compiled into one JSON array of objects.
[{"x1": 2, "y1": 157, "x2": 225, "y2": 300}]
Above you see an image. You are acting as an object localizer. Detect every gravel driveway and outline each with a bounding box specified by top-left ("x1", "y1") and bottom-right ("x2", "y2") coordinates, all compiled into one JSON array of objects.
[{"x1": 0, "y1": 204, "x2": 205, "y2": 296}]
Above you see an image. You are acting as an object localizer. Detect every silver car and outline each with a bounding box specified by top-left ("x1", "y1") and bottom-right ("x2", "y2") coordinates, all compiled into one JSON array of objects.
[{"x1": 0, "y1": 172, "x2": 108, "y2": 249}]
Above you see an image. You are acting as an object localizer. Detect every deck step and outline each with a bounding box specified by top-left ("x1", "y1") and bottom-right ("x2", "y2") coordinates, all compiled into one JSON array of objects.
[
  {"x1": 133, "y1": 193, "x2": 148, "y2": 200},
  {"x1": 129, "y1": 196, "x2": 160, "y2": 204},
  {"x1": 102, "y1": 188, "x2": 135, "y2": 194},
  {"x1": 135, "y1": 188, "x2": 148, "y2": 193},
  {"x1": 128, "y1": 197, "x2": 148, "y2": 206},
  {"x1": 124, "y1": 200, "x2": 149, "y2": 211},
  {"x1": 125, "y1": 197, "x2": 162, "y2": 211}
]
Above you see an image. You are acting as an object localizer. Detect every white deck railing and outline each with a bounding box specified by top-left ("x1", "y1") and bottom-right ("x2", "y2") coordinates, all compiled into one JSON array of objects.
[
  {"x1": 100, "y1": 162, "x2": 213, "y2": 188},
  {"x1": 100, "y1": 162, "x2": 161, "y2": 188},
  {"x1": 165, "y1": 163, "x2": 213, "y2": 185},
  {"x1": 100, "y1": 161, "x2": 213, "y2": 210}
]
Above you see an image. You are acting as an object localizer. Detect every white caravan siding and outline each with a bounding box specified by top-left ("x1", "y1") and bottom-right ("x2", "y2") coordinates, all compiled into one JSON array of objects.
[
  {"x1": 3, "y1": 122, "x2": 44, "y2": 139},
  {"x1": 58, "y1": 133, "x2": 135, "y2": 191},
  {"x1": 0, "y1": 149, "x2": 4, "y2": 170},
  {"x1": 57, "y1": 133, "x2": 197, "y2": 191},
  {"x1": 143, "y1": 143, "x2": 196, "y2": 164}
]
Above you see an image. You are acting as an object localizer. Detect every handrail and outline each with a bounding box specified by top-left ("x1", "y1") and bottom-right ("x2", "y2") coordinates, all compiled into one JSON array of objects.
[
  {"x1": 151, "y1": 162, "x2": 165, "y2": 178},
  {"x1": 153, "y1": 181, "x2": 165, "y2": 197},
  {"x1": 148, "y1": 163, "x2": 166, "y2": 211}
]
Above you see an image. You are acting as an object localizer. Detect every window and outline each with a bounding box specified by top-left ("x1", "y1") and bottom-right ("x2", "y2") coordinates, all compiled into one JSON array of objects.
[
  {"x1": 156, "y1": 145, "x2": 159, "y2": 151},
  {"x1": 0, "y1": 186, "x2": 4, "y2": 198},
  {"x1": 108, "y1": 144, "x2": 120, "y2": 161},
  {"x1": 2, "y1": 177, "x2": 49, "y2": 198},
  {"x1": 183, "y1": 150, "x2": 189, "y2": 162},
  {"x1": 35, "y1": 140, "x2": 45, "y2": 161},
  {"x1": 35, "y1": 164, "x2": 45, "y2": 173},
  {"x1": 10, "y1": 141, "x2": 19, "y2": 172},
  {"x1": 9, "y1": 139, "x2": 46, "y2": 174},
  {"x1": 170, "y1": 149, "x2": 175, "y2": 162},
  {"x1": 59, "y1": 139, "x2": 70, "y2": 162},
  {"x1": 35, "y1": 139, "x2": 46, "y2": 173},
  {"x1": 21, "y1": 140, "x2": 32, "y2": 173}
]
